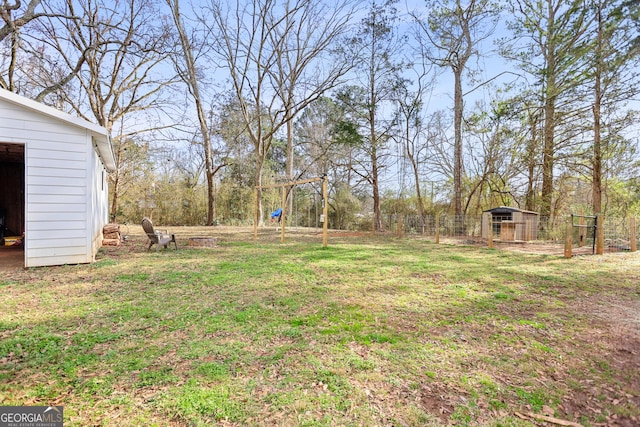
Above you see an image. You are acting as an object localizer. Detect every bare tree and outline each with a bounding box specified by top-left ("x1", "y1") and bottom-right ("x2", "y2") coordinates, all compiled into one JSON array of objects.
[
  {"x1": 165, "y1": 0, "x2": 228, "y2": 225},
  {"x1": 339, "y1": 0, "x2": 407, "y2": 232},
  {"x1": 0, "y1": 0, "x2": 43, "y2": 43},
  {"x1": 422, "y1": 109, "x2": 454, "y2": 199},
  {"x1": 501, "y1": 0, "x2": 591, "y2": 218},
  {"x1": 463, "y1": 99, "x2": 523, "y2": 215},
  {"x1": 33, "y1": 0, "x2": 178, "y2": 220},
  {"x1": 413, "y1": 0, "x2": 498, "y2": 221},
  {"x1": 0, "y1": 0, "x2": 70, "y2": 92},
  {"x1": 293, "y1": 96, "x2": 356, "y2": 214},
  {"x1": 208, "y1": 0, "x2": 355, "y2": 225},
  {"x1": 587, "y1": 0, "x2": 640, "y2": 214},
  {"x1": 394, "y1": 55, "x2": 437, "y2": 222},
  {"x1": 518, "y1": 101, "x2": 543, "y2": 212},
  {"x1": 265, "y1": 0, "x2": 355, "y2": 211}
]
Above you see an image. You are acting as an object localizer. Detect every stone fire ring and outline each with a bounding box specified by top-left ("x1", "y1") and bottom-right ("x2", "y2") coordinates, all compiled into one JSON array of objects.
[{"x1": 188, "y1": 237, "x2": 218, "y2": 248}]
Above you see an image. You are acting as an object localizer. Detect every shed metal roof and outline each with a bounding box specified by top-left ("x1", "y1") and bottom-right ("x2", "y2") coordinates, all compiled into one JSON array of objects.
[{"x1": 483, "y1": 206, "x2": 539, "y2": 215}]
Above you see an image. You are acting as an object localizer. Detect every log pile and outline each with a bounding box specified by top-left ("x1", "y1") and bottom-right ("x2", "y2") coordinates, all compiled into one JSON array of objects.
[{"x1": 102, "y1": 223, "x2": 122, "y2": 246}]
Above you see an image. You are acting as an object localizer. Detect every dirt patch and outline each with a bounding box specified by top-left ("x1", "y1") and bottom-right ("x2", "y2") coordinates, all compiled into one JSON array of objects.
[
  {"x1": 557, "y1": 294, "x2": 637, "y2": 423},
  {"x1": 0, "y1": 246, "x2": 24, "y2": 272},
  {"x1": 419, "y1": 382, "x2": 459, "y2": 422},
  {"x1": 570, "y1": 297, "x2": 640, "y2": 425}
]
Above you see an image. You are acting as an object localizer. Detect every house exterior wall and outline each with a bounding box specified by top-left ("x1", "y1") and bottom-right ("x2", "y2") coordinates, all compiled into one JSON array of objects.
[
  {"x1": 0, "y1": 95, "x2": 110, "y2": 267},
  {"x1": 89, "y1": 138, "x2": 110, "y2": 260}
]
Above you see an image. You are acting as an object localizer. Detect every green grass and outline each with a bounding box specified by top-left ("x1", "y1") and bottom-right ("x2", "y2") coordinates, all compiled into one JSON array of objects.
[{"x1": 1, "y1": 235, "x2": 639, "y2": 426}]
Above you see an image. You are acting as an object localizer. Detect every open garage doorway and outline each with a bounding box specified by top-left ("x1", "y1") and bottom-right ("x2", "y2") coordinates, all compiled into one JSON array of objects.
[{"x1": 0, "y1": 142, "x2": 25, "y2": 270}]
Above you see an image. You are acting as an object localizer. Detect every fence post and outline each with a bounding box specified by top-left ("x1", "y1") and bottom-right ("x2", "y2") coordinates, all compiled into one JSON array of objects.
[
  {"x1": 281, "y1": 185, "x2": 286, "y2": 243},
  {"x1": 488, "y1": 220, "x2": 493, "y2": 249},
  {"x1": 564, "y1": 216, "x2": 572, "y2": 259},
  {"x1": 578, "y1": 209, "x2": 585, "y2": 247},
  {"x1": 435, "y1": 214, "x2": 440, "y2": 244},
  {"x1": 595, "y1": 214, "x2": 605, "y2": 255},
  {"x1": 322, "y1": 174, "x2": 329, "y2": 248},
  {"x1": 630, "y1": 217, "x2": 637, "y2": 252}
]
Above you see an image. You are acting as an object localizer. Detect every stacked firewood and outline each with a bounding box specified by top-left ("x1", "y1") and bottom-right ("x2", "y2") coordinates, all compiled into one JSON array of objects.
[{"x1": 102, "y1": 223, "x2": 122, "y2": 246}]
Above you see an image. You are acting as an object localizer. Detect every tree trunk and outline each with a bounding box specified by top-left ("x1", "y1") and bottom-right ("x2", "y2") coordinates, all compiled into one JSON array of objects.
[
  {"x1": 592, "y1": 4, "x2": 603, "y2": 214},
  {"x1": 592, "y1": 92, "x2": 602, "y2": 215},
  {"x1": 255, "y1": 155, "x2": 265, "y2": 227},
  {"x1": 372, "y1": 148, "x2": 381, "y2": 231},
  {"x1": 107, "y1": 124, "x2": 121, "y2": 222},
  {"x1": 541, "y1": 95, "x2": 555, "y2": 218},
  {"x1": 524, "y1": 110, "x2": 538, "y2": 212},
  {"x1": 453, "y1": 68, "x2": 463, "y2": 219},
  {"x1": 168, "y1": 0, "x2": 216, "y2": 225},
  {"x1": 540, "y1": 5, "x2": 557, "y2": 218},
  {"x1": 370, "y1": 89, "x2": 381, "y2": 231},
  {"x1": 206, "y1": 153, "x2": 215, "y2": 224},
  {"x1": 109, "y1": 171, "x2": 119, "y2": 222},
  {"x1": 110, "y1": 172, "x2": 120, "y2": 222},
  {"x1": 286, "y1": 118, "x2": 294, "y2": 216},
  {"x1": 409, "y1": 154, "x2": 424, "y2": 219}
]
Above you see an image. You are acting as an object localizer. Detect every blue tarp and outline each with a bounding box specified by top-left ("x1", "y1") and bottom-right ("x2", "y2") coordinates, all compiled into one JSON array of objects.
[{"x1": 271, "y1": 208, "x2": 282, "y2": 218}]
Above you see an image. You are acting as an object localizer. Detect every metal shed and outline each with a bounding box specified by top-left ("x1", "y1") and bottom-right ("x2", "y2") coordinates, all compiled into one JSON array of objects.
[
  {"x1": 0, "y1": 88, "x2": 116, "y2": 268},
  {"x1": 482, "y1": 206, "x2": 539, "y2": 242}
]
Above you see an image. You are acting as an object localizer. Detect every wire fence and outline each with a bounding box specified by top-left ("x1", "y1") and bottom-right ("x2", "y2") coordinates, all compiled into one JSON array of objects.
[
  {"x1": 375, "y1": 214, "x2": 639, "y2": 255},
  {"x1": 600, "y1": 216, "x2": 638, "y2": 253}
]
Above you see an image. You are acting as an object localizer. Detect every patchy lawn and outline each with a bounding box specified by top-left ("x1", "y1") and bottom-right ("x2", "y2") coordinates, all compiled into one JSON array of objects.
[{"x1": 1, "y1": 230, "x2": 639, "y2": 426}]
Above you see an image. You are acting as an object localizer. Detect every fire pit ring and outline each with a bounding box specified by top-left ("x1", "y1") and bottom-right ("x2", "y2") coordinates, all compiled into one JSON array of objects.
[{"x1": 188, "y1": 237, "x2": 218, "y2": 248}]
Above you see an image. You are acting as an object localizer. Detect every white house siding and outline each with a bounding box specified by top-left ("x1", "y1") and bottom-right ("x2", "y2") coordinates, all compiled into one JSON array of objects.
[
  {"x1": 89, "y1": 138, "x2": 110, "y2": 260},
  {"x1": 0, "y1": 90, "x2": 113, "y2": 268}
]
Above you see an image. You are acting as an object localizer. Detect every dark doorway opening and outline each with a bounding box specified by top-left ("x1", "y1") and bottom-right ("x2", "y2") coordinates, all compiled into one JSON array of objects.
[{"x1": 0, "y1": 142, "x2": 25, "y2": 269}]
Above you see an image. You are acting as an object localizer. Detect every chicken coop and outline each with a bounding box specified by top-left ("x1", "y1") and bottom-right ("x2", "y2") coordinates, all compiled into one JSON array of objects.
[{"x1": 482, "y1": 207, "x2": 539, "y2": 242}]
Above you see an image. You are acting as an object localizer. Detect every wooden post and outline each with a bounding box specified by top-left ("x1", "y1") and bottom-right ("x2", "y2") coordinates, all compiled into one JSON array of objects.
[
  {"x1": 595, "y1": 214, "x2": 605, "y2": 255},
  {"x1": 564, "y1": 216, "x2": 572, "y2": 259},
  {"x1": 488, "y1": 220, "x2": 493, "y2": 249},
  {"x1": 280, "y1": 185, "x2": 286, "y2": 243},
  {"x1": 630, "y1": 217, "x2": 637, "y2": 252},
  {"x1": 255, "y1": 176, "x2": 328, "y2": 247},
  {"x1": 435, "y1": 214, "x2": 440, "y2": 244},
  {"x1": 322, "y1": 175, "x2": 329, "y2": 248},
  {"x1": 578, "y1": 210, "x2": 585, "y2": 247},
  {"x1": 397, "y1": 215, "x2": 403, "y2": 238}
]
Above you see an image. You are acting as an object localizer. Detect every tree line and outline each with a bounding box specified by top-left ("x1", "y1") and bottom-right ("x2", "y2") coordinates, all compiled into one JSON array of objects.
[{"x1": 2, "y1": 0, "x2": 639, "y2": 228}]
